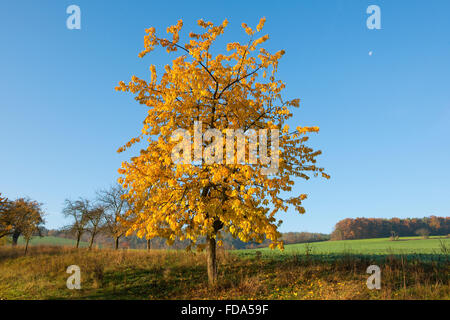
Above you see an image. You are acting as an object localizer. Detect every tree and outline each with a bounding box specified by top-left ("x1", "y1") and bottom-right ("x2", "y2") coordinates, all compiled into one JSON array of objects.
[
  {"x1": 0, "y1": 198, "x2": 45, "y2": 246},
  {"x1": 96, "y1": 184, "x2": 129, "y2": 249},
  {"x1": 416, "y1": 228, "x2": 430, "y2": 239},
  {"x1": 21, "y1": 208, "x2": 45, "y2": 255},
  {"x1": 62, "y1": 199, "x2": 90, "y2": 248},
  {"x1": 63, "y1": 198, "x2": 105, "y2": 249},
  {"x1": 86, "y1": 205, "x2": 105, "y2": 249},
  {"x1": 390, "y1": 230, "x2": 399, "y2": 241},
  {"x1": 116, "y1": 18, "x2": 328, "y2": 285}
]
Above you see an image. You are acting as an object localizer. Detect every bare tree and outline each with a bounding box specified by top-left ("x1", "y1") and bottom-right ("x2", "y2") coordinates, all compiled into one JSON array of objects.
[
  {"x1": 86, "y1": 205, "x2": 105, "y2": 249},
  {"x1": 416, "y1": 228, "x2": 430, "y2": 239},
  {"x1": 62, "y1": 199, "x2": 90, "y2": 248},
  {"x1": 96, "y1": 184, "x2": 129, "y2": 249}
]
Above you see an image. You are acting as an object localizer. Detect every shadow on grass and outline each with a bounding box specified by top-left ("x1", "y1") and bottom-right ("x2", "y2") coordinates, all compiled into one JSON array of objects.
[{"x1": 73, "y1": 265, "x2": 208, "y2": 300}]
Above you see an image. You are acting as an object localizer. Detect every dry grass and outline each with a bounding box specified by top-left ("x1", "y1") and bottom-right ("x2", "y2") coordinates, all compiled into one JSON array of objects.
[{"x1": 0, "y1": 245, "x2": 448, "y2": 300}]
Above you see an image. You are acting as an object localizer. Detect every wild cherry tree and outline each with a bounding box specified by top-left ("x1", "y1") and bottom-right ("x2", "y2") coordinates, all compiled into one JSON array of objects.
[{"x1": 116, "y1": 18, "x2": 328, "y2": 285}]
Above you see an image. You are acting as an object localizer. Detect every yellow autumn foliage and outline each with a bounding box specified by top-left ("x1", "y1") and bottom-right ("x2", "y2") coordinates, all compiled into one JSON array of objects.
[{"x1": 115, "y1": 18, "x2": 328, "y2": 251}]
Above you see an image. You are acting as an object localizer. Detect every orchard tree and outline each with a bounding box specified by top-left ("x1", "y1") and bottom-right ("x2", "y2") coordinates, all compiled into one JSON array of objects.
[
  {"x1": 63, "y1": 198, "x2": 105, "y2": 249},
  {"x1": 62, "y1": 199, "x2": 90, "y2": 248},
  {"x1": 116, "y1": 18, "x2": 328, "y2": 285},
  {"x1": 86, "y1": 205, "x2": 105, "y2": 250},
  {"x1": 21, "y1": 207, "x2": 45, "y2": 254},
  {"x1": 0, "y1": 197, "x2": 45, "y2": 246},
  {"x1": 96, "y1": 184, "x2": 129, "y2": 249}
]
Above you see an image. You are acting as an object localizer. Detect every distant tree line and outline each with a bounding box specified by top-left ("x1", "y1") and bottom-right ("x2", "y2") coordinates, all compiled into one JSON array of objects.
[{"x1": 331, "y1": 216, "x2": 450, "y2": 240}]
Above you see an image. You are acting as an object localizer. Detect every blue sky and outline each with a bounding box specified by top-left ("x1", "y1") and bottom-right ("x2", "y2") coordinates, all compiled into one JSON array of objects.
[{"x1": 0, "y1": 0, "x2": 449, "y2": 234}]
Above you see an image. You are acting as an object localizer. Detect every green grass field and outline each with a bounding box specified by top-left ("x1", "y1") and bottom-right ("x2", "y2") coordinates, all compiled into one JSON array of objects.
[
  {"x1": 239, "y1": 236, "x2": 449, "y2": 255},
  {"x1": 16, "y1": 236, "x2": 90, "y2": 247},
  {"x1": 237, "y1": 236, "x2": 450, "y2": 264}
]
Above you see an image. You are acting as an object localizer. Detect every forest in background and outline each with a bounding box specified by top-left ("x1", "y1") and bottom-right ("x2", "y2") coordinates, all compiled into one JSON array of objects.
[{"x1": 331, "y1": 216, "x2": 450, "y2": 240}]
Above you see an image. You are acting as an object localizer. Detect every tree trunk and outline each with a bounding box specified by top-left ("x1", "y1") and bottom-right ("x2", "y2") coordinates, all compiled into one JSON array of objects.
[
  {"x1": 24, "y1": 238, "x2": 29, "y2": 255},
  {"x1": 206, "y1": 235, "x2": 217, "y2": 286},
  {"x1": 147, "y1": 239, "x2": 151, "y2": 251},
  {"x1": 115, "y1": 237, "x2": 119, "y2": 250},
  {"x1": 89, "y1": 234, "x2": 95, "y2": 250},
  {"x1": 12, "y1": 230, "x2": 20, "y2": 246},
  {"x1": 76, "y1": 233, "x2": 81, "y2": 248}
]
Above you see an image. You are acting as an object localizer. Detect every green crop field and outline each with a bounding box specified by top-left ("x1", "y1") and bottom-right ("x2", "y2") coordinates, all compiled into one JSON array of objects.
[{"x1": 237, "y1": 236, "x2": 450, "y2": 261}]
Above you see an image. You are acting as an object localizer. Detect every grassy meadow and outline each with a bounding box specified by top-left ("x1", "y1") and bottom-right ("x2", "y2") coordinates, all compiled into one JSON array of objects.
[
  {"x1": 16, "y1": 236, "x2": 90, "y2": 248},
  {"x1": 0, "y1": 236, "x2": 448, "y2": 300}
]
